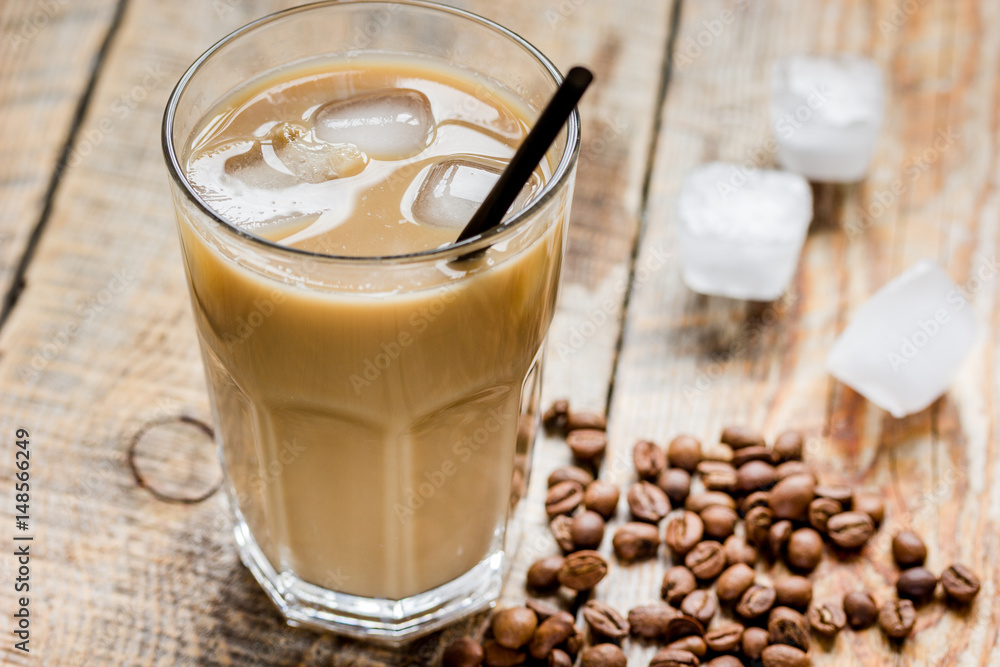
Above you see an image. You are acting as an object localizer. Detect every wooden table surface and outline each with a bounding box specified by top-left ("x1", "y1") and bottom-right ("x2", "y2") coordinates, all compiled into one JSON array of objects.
[{"x1": 2, "y1": 0, "x2": 998, "y2": 665}]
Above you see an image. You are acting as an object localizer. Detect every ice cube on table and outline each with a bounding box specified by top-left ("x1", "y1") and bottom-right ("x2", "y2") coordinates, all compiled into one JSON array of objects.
[
  {"x1": 676, "y1": 162, "x2": 813, "y2": 301},
  {"x1": 771, "y1": 54, "x2": 885, "y2": 182},
  {"x1": 268, "y1": 122, "x2": 367, "y2": 183},
  {"x1": 826, "y1": 260, "x2": 977, "y2": 418},
  {"x1": 313, "y1": 89, "x2": 435, "y2": 161}
]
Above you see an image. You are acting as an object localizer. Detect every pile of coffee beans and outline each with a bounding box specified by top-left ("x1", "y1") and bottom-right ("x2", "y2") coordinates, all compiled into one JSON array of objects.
[{"x1": 441, "y1": 402, "x2": 982, "y2": 666}]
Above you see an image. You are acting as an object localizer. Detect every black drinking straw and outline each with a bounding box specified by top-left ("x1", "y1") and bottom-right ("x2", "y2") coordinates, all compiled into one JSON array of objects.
[{"x1": 454, "y1": 66, "x2": 593, "y2": 244}]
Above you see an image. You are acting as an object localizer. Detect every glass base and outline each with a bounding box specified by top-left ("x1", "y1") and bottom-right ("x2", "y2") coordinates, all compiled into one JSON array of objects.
[{"x1": 232, "y1": 515, "x2": 502, "y2": 643}]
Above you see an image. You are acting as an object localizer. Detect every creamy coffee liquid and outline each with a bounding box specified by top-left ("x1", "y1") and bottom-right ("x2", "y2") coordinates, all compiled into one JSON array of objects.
[{"x1": 178, "y1": 57, "x2": 565, "y2": 599}]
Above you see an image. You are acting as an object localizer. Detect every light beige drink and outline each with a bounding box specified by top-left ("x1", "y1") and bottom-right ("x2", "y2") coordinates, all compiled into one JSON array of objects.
[{"x1": 176, "y1": 57, "x2": 567, "y2": 600}]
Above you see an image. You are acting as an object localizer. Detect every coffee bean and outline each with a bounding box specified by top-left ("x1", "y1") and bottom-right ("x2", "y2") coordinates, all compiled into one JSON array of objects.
[
  {"x1": 843, "y1": 592, "x2": 878, "y2": 630},
  {"x1": 774, "y1": 575, "x2": 813, "y2": 610},
  {"x1": 546, "y1": 481, "x2": 584, "y2": 518},
  {"x1": 768, "y1": 474, "x2": 815, "y2": 521},
  {"x1": 548, "y1": 649, "x2": 572, "y2": 667},
  {"x1": 745, "y1": 505, "x2": 774, "y2": 547},
  {"x1": 680, "y1": 589, "x2": 717, "y2": 625},
  {"x1": 542, "y1": 399, "x2": 569, "y2": 433},
  {"x1": 492, "y1": 607, "x2": 538, "y2": 650},
  {"x1": 761, "y1": 644, "x2": 810, "y2": 667},
  {"x1": 661, "y1": 566, "x2": 697, "y2": 606},
  {"x1": 701, "y1": 443, "x2": 734, "y2": 463},
  {"x1": 741, "y1": 626, "x2": 770, "y2": 660},
  {"x1": 878, "y1": 598, "x2": 915, "y2": 640},
  {"x1": 566, "y1": 410, "x2": 606, "y2": 432},
  {"x1": 808, "y1": 601, "x2": 846, "y2": 636},
  {"x1": 737, "y1": 460, "x2": 777, "y2": 493},
  {"x1": 649, "y1": 648, "x2": 700, "y2": 667},
  {"x1": 723, "y1": 534, "x2": 759, "y2": 567},
  {"x1": 697, "y1": 460, "x2": 738, "y2": 493},
  {"x1": 732, "y1": 444, "x2": 773, "y2": 467},
  {"x1": 627, "y1": 481, "x2": 671, "y2": 523},
  {"x1": 717, "y1": 562, "x2": 756, "y2": 602},
  {"x1": 740, "y1": 490, "x2": 772, "y2": 516},
  {"x1": 941, "y1": 563, "x2": 981, "y2": 603},
  {"x1": 612, "y1": 522, "x2": 660, "y2": 562},
  {"x1": 700, "y1": 504, "x2": 738, "y2": 540},
  {"x1": 547, "y1": 466, "x2": 593, "y2": 488},
  {"x1": 786, "y1": 527, "x2": 823, "y2": 573},
  {"x1": 563, "y1": 628, "x2": 582, "y2": 658},
  {"x1": 527, "y1": 555, "x2": 565, "y2": 591},
  {"x1": 664, "y1": 511, "x2": 704, "y2": 556},
  {"x1": 706, "y1": 657, "x2": 743, "y2": 667},
  {"x1": 667, "y1": 435, "x2": 702, "y2": 472},
  {"x1": 891, "y1": 530, "x2": 927, "y2": 568},
  {"x1": 852, "y1": 492, "x2": 884, "y2": 525},
  {"x1": 443, "y1": 637, "x2": 484, "y2": 667},
  {"x1": 567, "y1": 429, "x2": 607, "y2": 462},
  {"x1": 768, "y1": 606, "x2": 810, "y2": 650},
  {"x1": 807, "y1": 497, "x2": 841, "y2": 533},
  {"x1": 685, "y1": 540, "x2": 726, "y2": 580},
  {"x1": 826, "y1": 511, "x2": 875, "y2": 549},
  {"x1": 814, "y1": 485, "x2": 852, "y2": 507},
  {"x1": 896, "y1": 567, "x2": 937, "y2": 604},
  {"x1": 634, "y1": 440, "x2": 667, "y2": 479},
  {"x1": 582, "y1": 600, "x2": 629, "y2": 642},
  {"x1": 736, "y1": 584, "x2": 776, "y2": 619},
  {"x1": 773, "y1": 460, "x2": 815, "y2": 482},
  {"x1": 685, "y1": 491, "x2": 737, "y2": 513},
  {"x1": 628, "y1": 604, "x2": 679, "y2": 639},
  {"x1": 704, "y1": 622, "x2": 743, "y2": 653},
  {"x1": 483, "y1": 639, "x2": 526, "y2": 667},
  {"x1": 771, "y1": 430, "x2": 804, "y2": 463},
  {"x1": 721, "y1": 425, "x2": 766, "y2": 449},
  {"x1": 768, "y1": 520, "x2": 793, "y2": 559},
  {"x1": 570, "y1": 511, "x2": 605, "y2": 550},
  {"x1": 663, "y1": 614, "x2": 705, "y2": 643},
  {"x1": 549, "y1": 515, "x2": 575, "y2": 552},
  {"x1": 657, "y1": 468, "x2": 692, "y2": 506},
  {"x1": 526, "y1": 598, "x2": 562, "y2": 622},
  {"x1": 529, "y1": 612, "x2": 575, "y2": 660},
  {"x1": 584, "y1": 480, "x2": 620, "y2": 520},
  {"x1": 579, "y1": 643, "x2": 626, "y2": 667},
  {"x1": 558, "y1": 550, "x2": 608, "y2": 591}
]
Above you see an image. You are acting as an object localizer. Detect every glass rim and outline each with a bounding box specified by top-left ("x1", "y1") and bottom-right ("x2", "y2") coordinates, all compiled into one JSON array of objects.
[{"x1": 161, "y1": 0, "x2": 581, "y2": 265}]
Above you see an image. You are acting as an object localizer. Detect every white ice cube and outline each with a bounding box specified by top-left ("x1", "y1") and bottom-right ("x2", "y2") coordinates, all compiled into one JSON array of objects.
[
  {"x1": 269, "y1": 122, "x2": 367, "y2": 183},
  {"x1": 771, "y1": 54, "x2": 885, "y2": 182},
  {"x1": 313, "y1": 89, "x2": 435, "y2": 161},
  {"x1": 826, "y1": 260, "x2": 977, "y2": 418},
  {"x1": 676, "y1": 162, "x2": 813, "y2": 301}
]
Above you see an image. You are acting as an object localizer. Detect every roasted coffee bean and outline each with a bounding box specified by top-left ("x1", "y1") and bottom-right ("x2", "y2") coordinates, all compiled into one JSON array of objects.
[
  {"x1": 548, "y1": 649, "x2": 572, "y2": 667},
  {"x1": 843, "y1": 592, "x2": 878, "y2": 629},
  {"x1": 567, "y1": 429, "x2": 607, "y2": 462},
  {"x1": 558, "y1": 550, "x2": 608, "y2": 591},
  {"x1": 526, "y1": 598, "x2": 562, "y2": 622},
  {"x1": 628, "y1": 481, "x2": 671, "y2": 523},
  {"x1": 761, "y1": 644, "x2": 810, "y2": 667},
  {"x1": 768, "y1": 520, "x2": 793, "y2": 559},
  {"x1": 878, "y1": 598, "x2": 915, "y2": 640},
  {"x1": 771, "y1": 430, "x2": 804, "y2": 463},
  {"x1": 492, "y1": 607, "x2": 538, "y2": 650},
  {"x1": 443, "y1": 637, "x2": 485, "y2": 667},
  {"x1": 732, "y1": 444, "x2": 773, "y2": 467},
  {"x1": 563, "y1": 628, "x2": 583, "y2": 658},
  {"x1": 685, "y1": 491, "x2": 737, "y2": 513},
  {"x1": 891, "y1": 530, "x2": 927, "y2": 568},
  {"x1": 634, "y1": 440, "x2": 667, "y2": 479},
  {"x1": 808, "y1": 601, "x2": 846, "y2": 637},
  {"x1": 852, "y1": 492, "x2": 885, "y2": 525},
  {"x1": 680, "y1": 589, "x2": 717, "y2": 625},
  {"x1": 740, "y1": 490, "x2": 772, "y2": 516},
  {"x1": 649, "y1": 648, "x2": 700, "y2": 667},
  {"x1": 774, "y1": 575, "x2": 813, "y2": 610},
  {"x1": 741, "y1": 626, "x2": 770, "y2": 660},
  {"x1": 579, "y1": 643, "x2": 626, "y2": 667},
  {"x1": 701, "y1": 443, "x2": 734, "y2": 463},
  {"x1": 685, "y1": 540, "x2": 726, "y2": 580},
  {"x1": 628, "y1": 604, "x2": 678, "y2": 639},
  {"x1": 896, "y1": 567, "x2": 937, "y2": 604},
  {"x1": 566, "y1": 410, "x2": 606, "y2": 432},
  {"x1": 483, "y1": 639, "x2": 526, "y2": 667},
  {"x1": 661, "y1": 566, "x2": 697, "y2": 606},
  {"x1": 547, "y1": 466, "x2": 593, "y2": 488},
  {"x1": 668, "y1": 435, "x2": 702, "y2": 472},
  {"x1": 571, "y1": 511, "x2": 606, "y2": 550},
  {"x1": 700, "y1": 504, "x2": 738, "y2": 540},
  {"x1": 826, "y1": 511, "x2": 875, "y2": 549},
  {"x1": 529, "y1": 612, "x2": 576, "y2": 660},
  {"x1": 663, "y1": 614, "x2": 705, "y2": 643},
  {"x1": 773, "y1": 460, "x2": 815, "y2": 482},
  {"x1": 941, "y1": 563, "x2": 981, "y2": 603},
  {"x1": 584, "y1": 480, "x2": 620, "y2": 520},
  {"x1": 664, "y1": 511, "x2": 704, "y2": 556},
  {"x1": 814, "y1": 485, "x2": 852, "y2": 507},
  {"x1": 745, "y1": 506, "x2": 774, "y2": 547},
  {"x1": 736, "y1": 584, "x2": 776, "y2": 619},
  {"x1": 658, "y1": 468, "x2": 692, "y2": 506},
  {"x1": 704, "y1": 622, "x2": 743, "y2": 652},
  {"x1": 723, "y1": 534, "x2": 759, "y2": 566},
  {"x1": 807, "y1": 497, "x2": 842, "y2": 533},
  {"x1": 542, "y1": 399, "x2": 569, "y2": 430},
  {"x1": 665, "y1": 635, "x2": 707, "y2": 657},
  {"x1": 582, "y1": 600, "x2": 629, "y2": 642},
  {"x1": 612, "y1": 522, "x2": 660, "y2": 562},
  {"x1": 786, "y1": 527, "x2": 823, "y2": 573},
  {"x1": 768, "y1": 606, "x2": 810, "y2": 650},
  {"x1": 527, "y1": 555, "x2": 565, "y2": 591},
  {"x1": 549, "y1": 515, "x2": 575, "y2": 552},
  {"x1": 768, "y1": 474, "x2": 815, "y2": 521},
  {"x1": 705, "y1": 657, "x2": 742, "y2": 667},
  {"x1": 717, "y1": 562, "x2": 756, "y2": 602},
  {"x1": 546, "y1": 481, "x2": 584, "y2": 517},
  {"x1": 721, "y1": 425, "x2": 766, "y2": 449},
  {"x1": 697, "y1": 460, "x2": 738, "y2": 492},
  {"x1": 737, "y1": 460, "x2": 777, "y2": 493}
]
